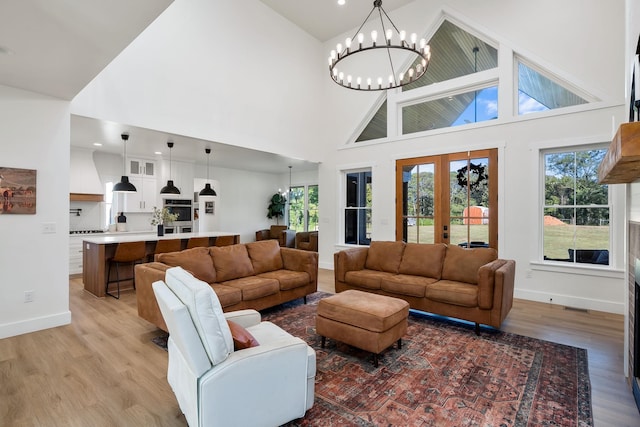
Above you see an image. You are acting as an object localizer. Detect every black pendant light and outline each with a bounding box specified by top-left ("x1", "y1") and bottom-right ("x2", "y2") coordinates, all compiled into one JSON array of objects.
[
  {"x1": 113, "y1": 133, "x2": 137, "y2": 193},
  {"x1": 199, "y1": 148, "x2": 217, "y2": 196},
  {"x1": 160, "y1": 141, "x2": 180, "y2": 194}
]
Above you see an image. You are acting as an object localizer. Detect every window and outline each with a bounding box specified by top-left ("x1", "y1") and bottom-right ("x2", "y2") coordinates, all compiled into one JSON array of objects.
[
  {"x1": 518, "y1": 60, "x2": 588, "y2": 115},
  {"x1": 402, "y1": 86, "x2": 498, "y2": 134},
  {"x1": 288, "y1": 184, "x2": 319, "y2": 232},
  {"x1": 542, "y1": 148, "x2": 609, "y2": 266},
  {"x1": 345, "y1": 170, "x2": 372, "y2": 245}
]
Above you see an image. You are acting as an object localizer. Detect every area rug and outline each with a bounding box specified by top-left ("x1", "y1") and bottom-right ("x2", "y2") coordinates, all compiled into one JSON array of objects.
[{"x1": 260, "y1": 292, "x2": 593, "y2": 427}]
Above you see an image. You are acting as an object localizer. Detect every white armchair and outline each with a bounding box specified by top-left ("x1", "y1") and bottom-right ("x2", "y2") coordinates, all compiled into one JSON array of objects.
[{"x1": 153, "y1": 267, "x2": 315, "y2": 427}]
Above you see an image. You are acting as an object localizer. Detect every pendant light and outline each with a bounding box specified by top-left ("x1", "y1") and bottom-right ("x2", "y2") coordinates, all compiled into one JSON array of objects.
[
  {"x1": 199, "y1": 148, "x2": 217, "y2": 196},
  {"x1": 113, "y1": 133, "x2": 137, "y2": 193},
  {"x1": 160, "y1": 141, "x2": 180, "y2": 194}
]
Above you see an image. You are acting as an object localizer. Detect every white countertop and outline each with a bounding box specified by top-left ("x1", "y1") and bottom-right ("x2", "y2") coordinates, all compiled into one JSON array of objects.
[{"x1": 81, "y1": 231, "x2": 239, "y2": 244}]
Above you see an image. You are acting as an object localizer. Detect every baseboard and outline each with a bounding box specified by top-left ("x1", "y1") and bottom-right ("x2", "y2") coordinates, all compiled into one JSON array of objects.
[
  {"x1": 319, "y1": 261, "x2": 334, "y2": 270},
  {"x1": 514, "y1": 289, "x2": 624, "y2": 314},
  {"x1": 0, "y1": 311, "x2": 72, "y2": 339}
]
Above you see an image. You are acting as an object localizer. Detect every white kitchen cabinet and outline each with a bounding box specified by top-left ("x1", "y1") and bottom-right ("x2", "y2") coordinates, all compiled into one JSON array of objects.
[
  {"x1": 124, "y1": 176, "x2": 158, "y2": 212},
  {"x1": 69, "y1": 236, "x2": 84, "y2": 275},
  {"x1": 128, "y1": 158, "x2": 156, "y2": 178}
]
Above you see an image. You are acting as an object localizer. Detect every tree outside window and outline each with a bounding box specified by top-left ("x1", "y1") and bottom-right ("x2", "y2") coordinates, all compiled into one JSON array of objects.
[
  {"x1": 543, "y1": 148, "x2": 609, "y2": 265},
  {"x1": 288, "y1": 184, "x2": 319, "y2": 233}
]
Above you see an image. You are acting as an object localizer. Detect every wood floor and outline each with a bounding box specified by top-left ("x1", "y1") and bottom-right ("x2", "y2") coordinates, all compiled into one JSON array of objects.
[{"x1": 0, "y1": 269, "x2": 638, "y2": 426}]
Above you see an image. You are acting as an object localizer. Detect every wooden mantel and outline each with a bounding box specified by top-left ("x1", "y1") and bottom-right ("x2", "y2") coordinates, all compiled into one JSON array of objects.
[{"x1": 598, "y1": 122, "x2": 640, "y2": 184}]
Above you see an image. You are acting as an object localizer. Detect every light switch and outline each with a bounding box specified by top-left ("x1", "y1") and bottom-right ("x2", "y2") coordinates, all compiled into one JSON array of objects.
[{"x1": 41, "y1": 222, "x2": 56, "y2": 234}]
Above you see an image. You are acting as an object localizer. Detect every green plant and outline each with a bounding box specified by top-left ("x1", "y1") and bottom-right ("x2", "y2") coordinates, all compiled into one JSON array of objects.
[
  {"x1": 266, "y1": 193, "x2": 287, "y2": 224},
  {"x1": 150, "y1": 206, "x2": 179, "y2": 226}
]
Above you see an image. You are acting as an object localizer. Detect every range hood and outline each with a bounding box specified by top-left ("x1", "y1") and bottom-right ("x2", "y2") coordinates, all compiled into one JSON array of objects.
[
  {"x1": 598, "y1": 122, "x2": 640, "y2": 184},
  {"x1": 70, "y1": 147, "x2": 104, "y2": 201}
]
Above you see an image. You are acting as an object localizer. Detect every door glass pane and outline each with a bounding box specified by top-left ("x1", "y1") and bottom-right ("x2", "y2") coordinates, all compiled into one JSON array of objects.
[
  {"x1": 450, "y1": 157, "x2": 490, "y2": 248},
  {"x1": 308, "y1": 185, "x2": 319, "y2": 231},
  {"x1": 402, "y1": 163, "x2": 435, "y2": 243},
  {"x1": 288, "y1": 186, "x2": 305, "y2": 232}
]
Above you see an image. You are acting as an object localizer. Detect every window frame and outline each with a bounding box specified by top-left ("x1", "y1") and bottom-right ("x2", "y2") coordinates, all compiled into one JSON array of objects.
[
  {"x1": 341, "y1": 167, "x2": 373, "y2": 246},
  {"x1": 287, "y1": 184, "x2": 319, "y2": 233}
]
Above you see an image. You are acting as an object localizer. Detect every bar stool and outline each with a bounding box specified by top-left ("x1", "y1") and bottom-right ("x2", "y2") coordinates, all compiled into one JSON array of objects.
[
  {"x1": 186, "y1": 236, "x2": 210, "y2": 249},
  {"x1": 106, "y1": 241, "x2": 147, "y2": 299},
  {"x1": 214, "y1": 235, "x2": 236, "y2": 247},
  {"x1": 148, "y1": 239, "x2": 182, "y2": 262}
]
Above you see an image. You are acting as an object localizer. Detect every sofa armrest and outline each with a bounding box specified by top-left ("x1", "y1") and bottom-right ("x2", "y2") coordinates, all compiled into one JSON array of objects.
[
  {"x1": 477, "y1": 259, "x2": 515, "y2": 310},
  {"x1": 223, "y1": 309, "x2": 261, "y2": 328},
  {"x1": 492, "y1": 259, "x2": 516, "y2": 324},
  {"x1": 199, "y1": 336, "x2": 311, "y2": 426},
  {"x1": 136, "y1": 262, "x2": 172, "y2": 330},
  {"x1": 281, "y1": 247, "x2": 319, "y2": 287},
  {"x1": 334, "y1": 247, "x2": 369, "y2": 282},
  {"x1": 309, "y1": 232, "x2": 318, "y2": 252}
]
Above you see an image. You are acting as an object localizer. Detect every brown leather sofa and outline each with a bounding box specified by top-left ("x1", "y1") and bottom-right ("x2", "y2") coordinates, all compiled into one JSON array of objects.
[
  {"x1": 295, "y1": 231, "x2": 318, "y2": 252},
  {"x1": 334, "y1": 241, "x2": 515, "y2": 332},
  {"x1": 256, "y1": 225, "x2": 296, "y2": 248},
  {"x1": 136, "y1": 239, "x2": 318, "y2": 331}
]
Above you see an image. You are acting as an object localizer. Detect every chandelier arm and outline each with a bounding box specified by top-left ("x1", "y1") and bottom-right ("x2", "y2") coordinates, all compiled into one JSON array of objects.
[
  {"x1": 345, "y1": 5, "x2": 377, "y2": 54},
  {"x1": 377, "y1": 6, "x2": 398, "y2": 86}
]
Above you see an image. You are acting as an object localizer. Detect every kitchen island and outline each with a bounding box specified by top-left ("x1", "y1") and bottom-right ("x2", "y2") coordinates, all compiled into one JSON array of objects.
[{"x1": 82, "y1": 231, "x2": 240, "y2": 297}]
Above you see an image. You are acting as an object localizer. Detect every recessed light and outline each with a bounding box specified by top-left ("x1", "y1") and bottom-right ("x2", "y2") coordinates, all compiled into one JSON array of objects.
[
  {"x1": 338, "y1": 0, "x2": 345, "y2": 5},
  {"x1": 154, "y1": 151, "x2": 162, "y2": 155},
  {"x1": 93, "y1": 142, "x2": 102, "y2": 147}
]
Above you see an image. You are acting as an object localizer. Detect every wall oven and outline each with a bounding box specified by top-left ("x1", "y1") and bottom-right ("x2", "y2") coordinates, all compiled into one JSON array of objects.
[{"x1": 163, "y1": 198, "x2": 193, "y2": 233}]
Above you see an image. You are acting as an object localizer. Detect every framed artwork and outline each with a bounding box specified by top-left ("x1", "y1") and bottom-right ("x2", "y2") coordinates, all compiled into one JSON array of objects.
[
  {"x1": 205, "y1": 201, "x2": 215, "y2": 215},
  {"x1": 0, "y1": 167, "x2": 37, "y2": 215}
]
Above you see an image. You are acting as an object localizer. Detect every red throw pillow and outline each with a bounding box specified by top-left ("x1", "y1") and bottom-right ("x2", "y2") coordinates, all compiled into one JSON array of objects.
[{"x1": 226, "y1": 320, "x2": 259, "y2": 350}]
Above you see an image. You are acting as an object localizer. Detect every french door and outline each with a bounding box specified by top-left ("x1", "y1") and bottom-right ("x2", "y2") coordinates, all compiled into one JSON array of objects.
[{"x1": 396, "y1": 149, "x2": 498, "y2": 249}]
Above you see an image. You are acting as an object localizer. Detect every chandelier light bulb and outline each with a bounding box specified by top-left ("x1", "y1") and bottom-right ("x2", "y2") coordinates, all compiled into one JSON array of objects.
[
  {"x1": 345, "y1": 37, "x2": 352, "y2": 50},
  {"x1": 386, "y1": 29, "x2": 393, "y2": 43},
  {"x1": 339, "y1": 71, "x2": 344, "y2": 83},
  {"x1": 399, "y1": 72, "x2": 404, "y2": 82},
  {"x1": 400, "y1": 30, "x2": 406, "y2": 41},
  {"x1": 333, "y1": 67, "x2": 338, "y2": 77},
  {"x1": 328, "y1": 57, "x2": 332, "y2": 65},
  {"x1": 408, "y1": 68, "x2": 414, "y2": 78},
  {"x1": 411, "y1": 33, "x2": 417, "y2": 46},
  {"x1": 371, "y1": 30, "x2": 378, "y2": 45},
  {"x1": 357, "y1": 32, "x2": 364, "y2": 46},
  {"x1": 377, "y1": 77, "x2": 383, "y2": 89},
  {"x1": 420, "y1": 38, "x2": 427, "y2": 48},
  {"x1": 357, "y1": 76, "x2": 362, "y2": 88},
  {"x1": 330, "y1": 50, "x2": 336, "y2": 60},
  {"x1": 367, "y1": 77, "x2": 372, "y2": 89},
  {"x1": 336, "y1": 43, "x2": 342, "y2": 55}
]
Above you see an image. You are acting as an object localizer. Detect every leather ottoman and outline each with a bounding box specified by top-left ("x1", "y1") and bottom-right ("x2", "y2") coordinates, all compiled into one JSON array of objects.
[{"x1": 316, "y1": 289, "x2": 409, "y2": 366}]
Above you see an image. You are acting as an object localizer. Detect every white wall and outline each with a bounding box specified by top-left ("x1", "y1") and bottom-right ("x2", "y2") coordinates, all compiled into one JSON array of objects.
[
  {"x1": 71, "y1": 0, "x2": 326, "y2": 164},
  {"x1": 0, "y1": 84, "x2": 72, "y2": 338}
]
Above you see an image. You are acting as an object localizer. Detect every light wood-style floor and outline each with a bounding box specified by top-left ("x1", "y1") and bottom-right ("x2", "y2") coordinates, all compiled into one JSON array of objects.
[{"x1": 0, "y1": 270, "x2": 638, "y2": 426}]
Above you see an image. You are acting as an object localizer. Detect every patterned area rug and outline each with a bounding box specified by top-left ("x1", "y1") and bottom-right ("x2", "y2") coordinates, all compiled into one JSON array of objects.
[{"x1": 260, "y1": 292, "x2": 593, "y2": 427}]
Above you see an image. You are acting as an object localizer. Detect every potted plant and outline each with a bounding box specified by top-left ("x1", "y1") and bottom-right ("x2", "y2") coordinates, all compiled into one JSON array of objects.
[
  {"x1": 266, "y1": 193, "x2": 287, "y2": 225},
  {"x1": 151, "y1": 206, "x2": 179, "y2": 236}
]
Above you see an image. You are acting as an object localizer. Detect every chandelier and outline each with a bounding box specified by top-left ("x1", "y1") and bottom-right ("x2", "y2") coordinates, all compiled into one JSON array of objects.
[{"x1": 328, "y1": 0, "x2": 431, "y2": 91}]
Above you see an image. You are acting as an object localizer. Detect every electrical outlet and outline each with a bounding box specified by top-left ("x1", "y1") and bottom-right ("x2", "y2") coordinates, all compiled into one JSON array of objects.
[
  {"x1": 24, "y1": 291, "x2": 35, "y2": 303},
  {"x1": 41, "y1": 222, "x2": 56, "y2": 234},
  {"x1": 525, "y1": 270, "x2": 533, "y2": 279}
]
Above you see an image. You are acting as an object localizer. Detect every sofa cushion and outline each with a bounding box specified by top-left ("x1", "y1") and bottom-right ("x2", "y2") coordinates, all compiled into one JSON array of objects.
[
  {"x1": 398, "y1": 243, "x2": 446, "y2": 279},
  {"x1": 227, "y1": 320, "x2": 259, "y2": 350},
  {"x1": 157, "y1": 247, "x2": 216, "y2": 283},
  {"x1": 365, "y1": 241, "x2": 406, "y2": 273},
  {"x1": 210, "y1": 244, "x2": 255, "y2": 282},
  {"x1": 425, "y1": 280, "x2": 479, "y2": 307},
  {"x1": 441, "y1": 245, "x2": 498, "y2": 284},
  {"x1": 164, "y1": 267, "x2": 234, "y2": 365},
  {"x1": 344, "y1": 269, "x2": 396, "y2": 290},
  {"x1": 211, "y1": 284, "x2": 242, "y2": 308},
  {"x1": 221, "y1": 276, "x2": 280, "y2": 301},
  {"x1": 257, "y1": 270, "x2": 310, "y2": 290},
  {"x1": 381, "y1": 274, "x2": 437, "y2": 298},
  {"x1": 246, "y1": 240, "x2": 283, "y2": 274}
]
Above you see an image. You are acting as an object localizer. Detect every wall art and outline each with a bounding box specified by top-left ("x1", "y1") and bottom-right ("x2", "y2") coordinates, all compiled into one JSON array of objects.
[{"x1": 0, "y1": 167, "x2": 37, "y2": 214}]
